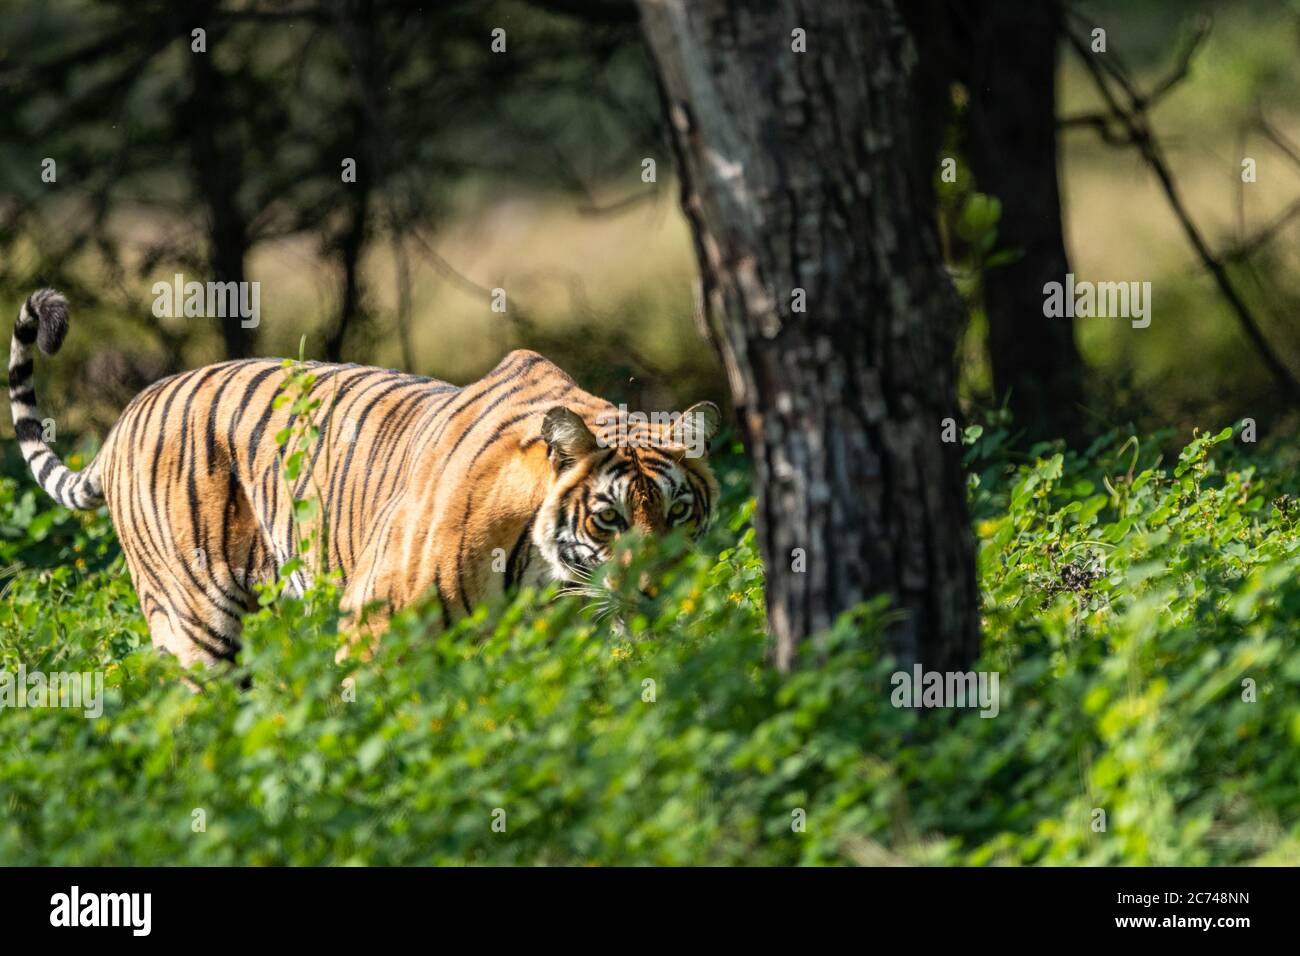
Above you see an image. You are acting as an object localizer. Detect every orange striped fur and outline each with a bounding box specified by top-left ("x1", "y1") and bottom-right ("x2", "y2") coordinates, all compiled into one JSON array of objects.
[{"x1": 9, "y1": 291, "x2": 721, "y2": 667}]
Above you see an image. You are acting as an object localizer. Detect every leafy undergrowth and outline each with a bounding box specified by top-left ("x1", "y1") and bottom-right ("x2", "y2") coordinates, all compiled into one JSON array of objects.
[{"x1": 0, "y1": 428, "x2": 1296, "y2": 865}]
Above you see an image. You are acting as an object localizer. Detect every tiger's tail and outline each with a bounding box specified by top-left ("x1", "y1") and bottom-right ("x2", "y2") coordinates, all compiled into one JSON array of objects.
[{"x1": 8, "y1": 289, "x2": 105, "y2": 509}]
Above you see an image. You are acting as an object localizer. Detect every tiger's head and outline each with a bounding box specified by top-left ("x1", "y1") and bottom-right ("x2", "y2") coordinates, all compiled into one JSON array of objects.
[{"x1": 532, "y1": 401, "x2": 722, "y2": 587}]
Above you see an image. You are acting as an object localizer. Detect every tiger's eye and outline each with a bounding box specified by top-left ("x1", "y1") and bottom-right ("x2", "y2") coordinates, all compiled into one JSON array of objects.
[
  {"x1": 597, "y1": 507, "x2": 619, "y2": 524},
  {"x1": 670, "y1": 501, "x2": 690, "y2": 520}
]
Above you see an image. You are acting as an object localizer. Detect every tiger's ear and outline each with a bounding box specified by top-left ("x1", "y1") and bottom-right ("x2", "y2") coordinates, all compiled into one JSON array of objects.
[
  {"x1": 541, "y1": 406, "x2": 598, "y2": 470},
  {"x1": 674, "y1": 401, "x2": 721, "y2": 455}
]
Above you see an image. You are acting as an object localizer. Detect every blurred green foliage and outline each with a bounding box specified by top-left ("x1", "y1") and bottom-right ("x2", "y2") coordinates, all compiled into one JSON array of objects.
[{"x1": 0, "y1": 424, "x2": 1295, "y2": 865}]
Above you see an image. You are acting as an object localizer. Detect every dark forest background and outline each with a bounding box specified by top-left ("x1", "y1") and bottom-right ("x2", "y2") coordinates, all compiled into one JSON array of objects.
[{"x1": 1, "y1": 0, "x2": 1298, "y2": 448}]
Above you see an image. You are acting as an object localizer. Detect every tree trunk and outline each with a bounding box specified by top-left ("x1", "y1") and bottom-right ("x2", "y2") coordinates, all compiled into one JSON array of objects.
[
  {"x1": 187, "y1": 14, "x2": 255, "y2": 360},
  {"x1": 323, "y1": 184, "x2": 370, "y2": 362},
  {"x1": 964, "y1": 0, "x2": 1084, "y2": 444},
  {"x1": 636, "y1": 0, "x2": 979, "y2": 673},
  {"x1": 323, "y1": 0, "x2": 383, "y2": 364}
]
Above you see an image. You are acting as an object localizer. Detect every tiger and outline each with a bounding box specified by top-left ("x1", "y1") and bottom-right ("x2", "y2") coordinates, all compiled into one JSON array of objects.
[{"x1": 8, "y1": 289, "x2": 722, "y2": 668}]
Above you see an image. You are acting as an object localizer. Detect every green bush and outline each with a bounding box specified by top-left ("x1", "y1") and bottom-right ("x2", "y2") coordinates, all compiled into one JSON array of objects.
[{"x1": 0, "y1": 427, "x2": 1296, "y2": 865}]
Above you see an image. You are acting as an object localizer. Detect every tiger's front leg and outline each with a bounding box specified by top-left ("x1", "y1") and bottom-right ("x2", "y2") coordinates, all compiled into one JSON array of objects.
[
  {"x1": 335, "y1": 486, "x2": 472, "y2": 659},
  {"x1": 336, "y1": 495, "x2": 417, "y2": 660},
  {"x1": 337, "y1": 553, "x2": 391, "y2": 663}
]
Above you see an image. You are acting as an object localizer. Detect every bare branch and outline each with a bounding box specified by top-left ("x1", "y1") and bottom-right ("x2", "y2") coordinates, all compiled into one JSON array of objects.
[
  {"x1": 1218, "y1": 198, "x2": 1300, "y2": 265},
  {"x1": 1255, "y1": 108, "x2": 1300, "y2": 171},
  {"x1": 1064, "y1": 19, "x2": 1300, "y2": 399},
  {"x1": 1058, "y1": 111, "x2": 1135, "y2": 145}
]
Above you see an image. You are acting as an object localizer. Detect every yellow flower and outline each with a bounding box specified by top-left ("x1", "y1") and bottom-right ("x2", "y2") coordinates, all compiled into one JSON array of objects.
[{"x1": 75, "y1": 558, "x2": 87, "y2": 571}]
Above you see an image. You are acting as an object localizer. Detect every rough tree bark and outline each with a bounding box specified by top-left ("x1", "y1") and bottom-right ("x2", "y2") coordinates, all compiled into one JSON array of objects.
[
  {"x1": 964, "y1": 0, "x2": 1085, "y2": 444},
  {"x1": 636, "y1": 0, "x2": 979, "y2": 672}
]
